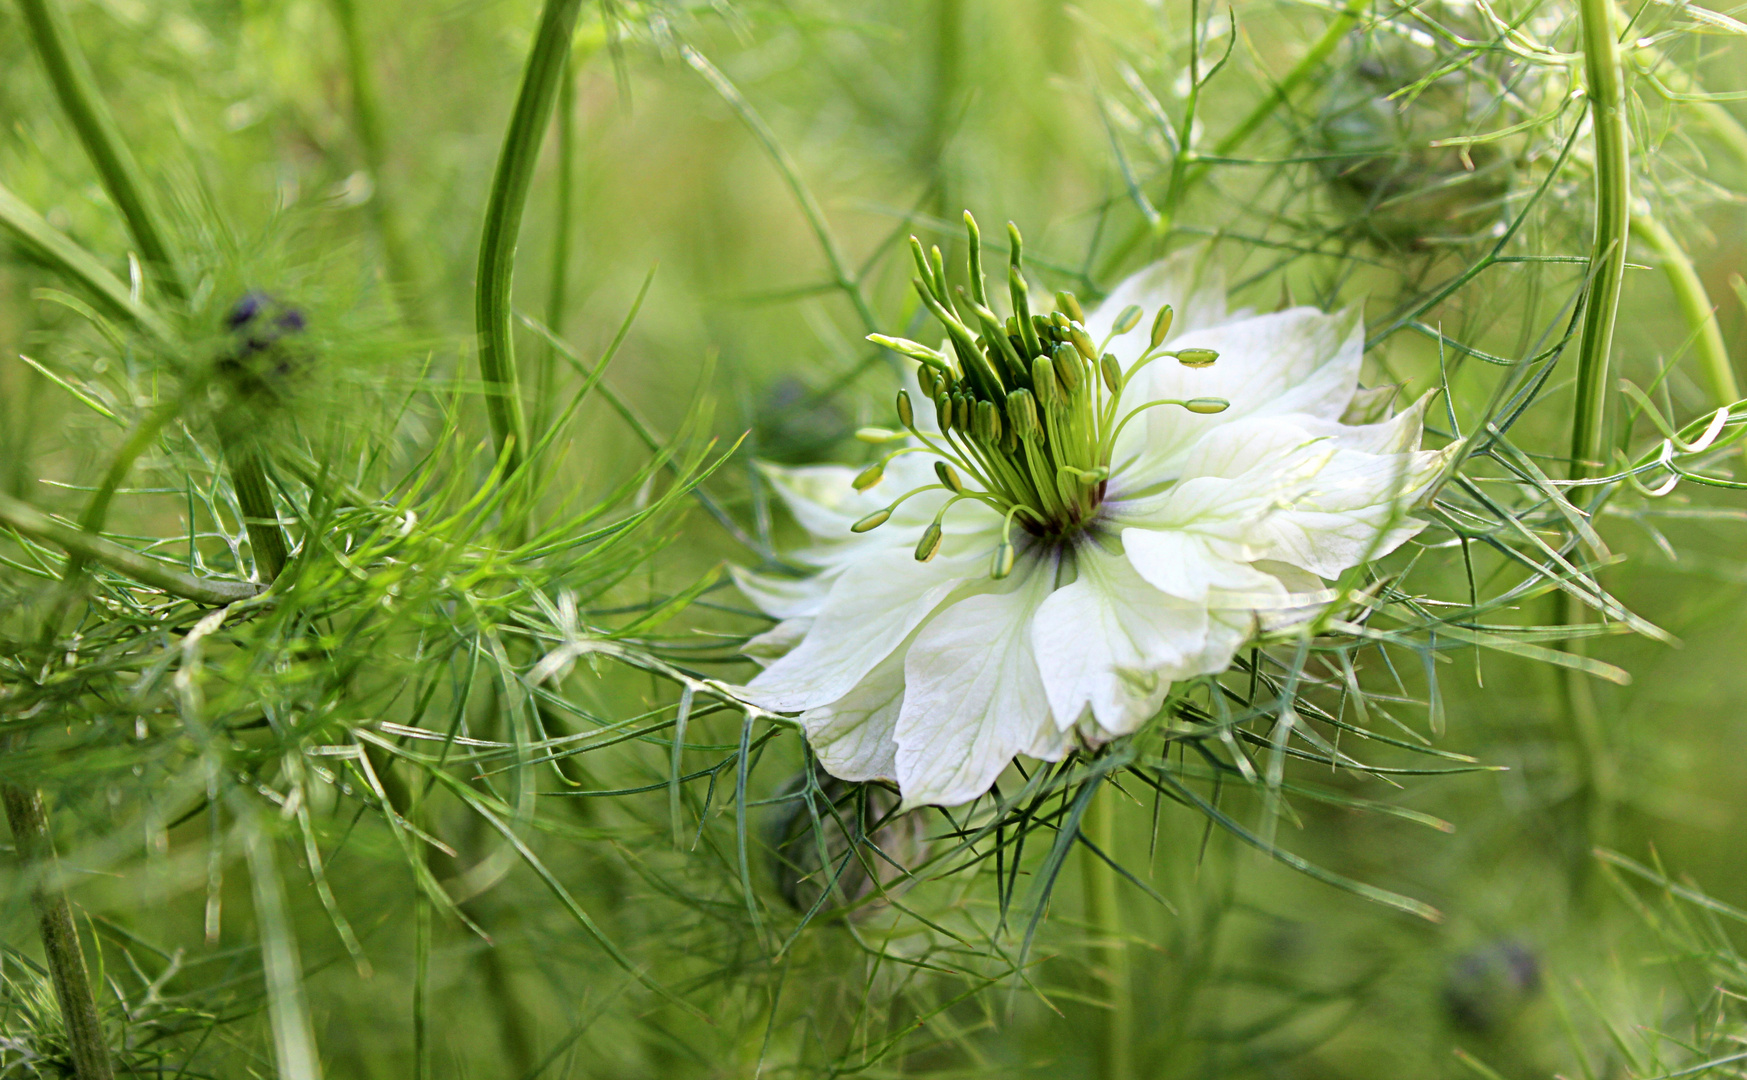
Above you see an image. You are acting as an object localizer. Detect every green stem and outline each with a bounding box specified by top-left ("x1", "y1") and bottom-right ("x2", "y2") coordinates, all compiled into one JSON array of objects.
[
  {"x1": 1081, "y1": 789, "x2": 1133, "y2": 1080},
  {"x1": 1097, "y1": 0, "x2": 1367, "y2": 281},
  {"x1": 222, "y1": 436, "x2": 290, "y2": 582},
  {"x1": 14, "y1": 0, "x2": 185, "y2": 302},
  {"x1": 475, "y1": 0, "x2": 585, "y2": 476},
  {"x1": 535, "y1": 52, "x2": 578, "y2": 440},
  {"x1": 1630, "y1": 214, "x2": 1739, "y2": 407},
  {"x1": 0, "y1": 183, "x2": 174, "y2": 341},
  {"x1": 1, "y1": 784, "x2": 116, "y2": 1080},
  {"x1": 0, "y1": 491, "x2": 263, "y2": 604},
  {"x1": 1569, "y1": 0, "x2": 1631, "y2": 481},
  {"x1": 329, "y1": 0, "x2": 431, "y2": 331}
]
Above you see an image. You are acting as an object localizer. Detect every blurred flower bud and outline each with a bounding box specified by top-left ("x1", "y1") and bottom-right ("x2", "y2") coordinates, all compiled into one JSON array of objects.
[{"x1": 769, "y1": 771, "x2": 931, "y2": 919}]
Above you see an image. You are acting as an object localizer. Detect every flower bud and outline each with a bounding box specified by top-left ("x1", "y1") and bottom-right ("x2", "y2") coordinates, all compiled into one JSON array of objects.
[
  {"x1": 851, "y1": 508, "x2": 891, "y2": 533},
  {"x1": 1100, "y1": 353, "x2": 1123, "y2": 394},
  {"x1": 1176, "y1": 348, "x2": 1218, "y2": 368},
  {"x1": 1150, "y1": 304, "x2": 1175, "y2": 349},
  {"x1": 990, "y1": 540, "x2": 1016, "y2": 580},
  {"x1": 915, "y1": 523, "x2": 943, "y2": 562},
  {"x1": 1185, "y1": 397, "x2": 1230, "y2": 414},
  {"x1": 934, "y1": 460, "x2": 964, "y2": 493},
  {"x1": 855, "y1": 427, "x2": 902, "y2": 443},
  {"x1": 1030, "y1": 355, "x2": 1059, "y2": 408},
  {"x1": 1112, "y1": 305, "x2": 1142, "y2": 335},
  {"x1": 1052, "y1": 343, "x2": 1083, "y2": 394},
  {"x1": 896, "y1": 389, "x2": 914, "y2": 428},
  {"x1": 853, "y1": 461, "x2": 885, "y2": 491},
  {"x1": 1007, "y1": 389, "x2": 1040, "y2": 441},
  {"x1": 1056, "y1": 290, "x2": 1085, "y2": 325}
]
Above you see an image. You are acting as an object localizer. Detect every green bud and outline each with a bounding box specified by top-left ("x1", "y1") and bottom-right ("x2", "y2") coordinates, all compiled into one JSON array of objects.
[
  {"x1": 1056, "y1": 291, "x2": 1085, "y2": 325},
  {"x1": 931, "y1": 393, "x2": 949, "y2": 431},
  {"x1": 1007, "y1": 389, "x2": 1040, "y2": 441},
  {"x1": 934, "y1": 460, "x2": 964, "y2": 493},
  {"x1": 1032, "y1": 314, "x2": 1053, "y2": 335},
  {"x1": 1070, "y1": 327, "x2": 1098, "y2": 362},
  {"x1": 915, "y1": 522, "x2": 943, "y2": 562},
  {"x1": 1112, "y1": 305, "x2": 1142, "y2": 335},
  {"x1": 990, "y1": 540, "x2": 1016, "y2": 580},
  {"x1": 918, "y1": 364, "x2": 939, "y2": 400},
  {"x1": 855, "y1": 426, "x2": 902, "y2": 443},
  {"x1": 1030, "y1": 354, "x2": 1059, "y2": 408},
  {"x1": 1150, "y1": 305, "x2": 1175, "y2": 349},
  {"x1": 1176, "y1": 348, "x2": 1219, "y2": 368},
  {"x1": 1185, "y1": 397, "x2": 1231, "y2": 414},
  {"x1": 896, "y1": 389, "x2": 914, "y2": 428},
  {"x1": 1052, "y1": 343, "x2": 1083, "y2": 394},
  {"x1": 853, "y1": 461, "x2": 885, "y2": 491},
  {"x1": 851, "y1": 508, "x2": 891, "y2": 533},
  {"x1": 953, "y1": 391, "x2": 971, "y2": 432},
  {"x1": 1100, "y1": 353, "x2": 1123, "y2": 394},
  {"x1": 977, "y1": 399, "x2": 1002, "y2": 444}
]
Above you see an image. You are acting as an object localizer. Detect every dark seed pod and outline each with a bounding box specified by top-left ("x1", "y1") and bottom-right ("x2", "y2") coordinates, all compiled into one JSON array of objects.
[
  {"x1": 769, "y1": 770, "x2": 932, "y2": 919},
  {"x1": 1444, "y1": 941, "x2": 1540, "y2": 1033}
]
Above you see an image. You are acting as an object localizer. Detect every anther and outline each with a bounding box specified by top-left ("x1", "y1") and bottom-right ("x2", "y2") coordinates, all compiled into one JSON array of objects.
[
  {"x1": 1056, "y1": 291, "x2": 1086, "y2": 325},
  {"x1": 1112, "y1": 305, "x2": 1143, "y2": 335},
  {"x1": 915, "y1": 523, "x2": 943, "y2": 562},
  {"x1": 990, "y1": 540, "x2": 1016, "y2": 580},
  {"x1": 1070, "y1": 326, "x2": 1098, "y2": 362},
  {"x1": 1030, "y1": 355, "x2": 1059, "y2": 409},
  {"x1": 856, "y1": 427, "x2": 903, "y2": 444},
  {"x1": 1100, "y1": 353, "x2": 1123, "y2": 394},
  {"x1": 1175, "y1": 348, "x2": 1219, "y2": 368},
  {"x1": 1052, "y1": 343, "x2": 1083, "y2": 394},
  {"x1": 851, "y1": 508, "x2": 891, "y2": 533},
  {"x1": 1150, "y1": 305, "x2": 1175, "y2": 350},
  {"x1": 935, "y1": 461, "x2": 965, "y2": 493},
  {"x1": 1007, "y1": 389, "x2": 1040, "y2": 442},
  {"x1": 1185, "y1": 397, "x2": 1230, "y2": 414},
  {"x1": 853, "y1": 461, "x2": 885, "y2": 491},
  {"x1": 896, "y1": 389, "x2": 914, "y2": 428},
  {"x1": 935, "y1": 392, "x2": 954, "y2": 432}
]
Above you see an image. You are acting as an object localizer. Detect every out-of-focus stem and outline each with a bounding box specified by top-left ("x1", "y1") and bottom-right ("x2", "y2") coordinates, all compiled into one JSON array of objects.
[
  {"x1": 476, "y1": 0, "x2": 586, "y2": 477},
  {"x1": 2, "y1": 785, "x2": 116, "y2": 1080},
  {"x1": 329, "y1": 0, "x2": 432, "y2": 331},
  {"x1": 1098, "y1": 0, "x2": 1367, "y2": 280},
  {"x1": 1631, "y1": 214, "x2": 1739, "y2": 407},
  {"x1": 14, "y1": 0, "x2": 185, "y2": 302},
  {"x1": 535, "y1": 53, "x2": 578, "y2": 440},
  {"x1": 1081, "y1": 789, "x2": 1133, "y2": 1080},
  {"x1": 223, "y1": 438, "x2": 290, "y2": 583},
  {"x1": 1570, "y1": 0, "x2": 1630, "y2": 481}
]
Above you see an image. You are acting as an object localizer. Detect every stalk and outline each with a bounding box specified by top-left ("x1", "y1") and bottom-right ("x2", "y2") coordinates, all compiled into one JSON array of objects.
[
  {"x1": 535, "y1": 52, "x2": 578, "y2": 440},
  {"x1": 1081, "y1": 789, "x2": 1133, "y2": 1080},
  {"x1": 1569, "y1": 0, "x2": 1631, "y2": 481},
  {"x1": 1631, "y1": 214, "x2": 1739, "y2": 407},
  {"x1": 329, "y1": 0, "x2": 432, "y2": 331},
  {"x1": 224, "y1": 441, "x2": 291, "y2": 583},
  {"x1": 14, "y1": 0, "x2": 185, "y2": 302},
  {"x1": 475, "y1": 0, "x2": 586, "y2": 476},
  {"x1": 1, "y1": 785, "x2": 116, "y2": 1080}
]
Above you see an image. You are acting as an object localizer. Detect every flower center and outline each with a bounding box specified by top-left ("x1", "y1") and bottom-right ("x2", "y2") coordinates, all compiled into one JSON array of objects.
[{"x1": 850, "y1": 213, "x2": 1231, "y2": 579}]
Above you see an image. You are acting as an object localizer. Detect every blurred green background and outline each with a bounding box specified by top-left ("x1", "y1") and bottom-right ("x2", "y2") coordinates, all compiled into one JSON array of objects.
[{"x1": 3, "y1": 0, "x2": 1747, "y2": 1077}]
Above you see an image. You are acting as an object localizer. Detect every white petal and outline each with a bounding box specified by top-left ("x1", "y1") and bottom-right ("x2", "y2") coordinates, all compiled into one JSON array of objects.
[
  {"x1": 894, "y1": 557, "x2": 1064, "y2": 807},
  {"x1": 742, "y1": 617, "x2": 811, "y2": 667},
  {"x1": 1031, "y1": 543, "x2": 1207, "y2": 737},
  {"x1": 1244, "y1": 444, "x2": 1447, "y2": 578},
  {"x1": 1085, "y1": 248, "x2": 1230, "y2": 350},
  {"x1": 742, "y1": 548, "x2": 979, "y2": 712},
  {"x1": 799, "y1": 647, "x2": 905, "y2": 783},
  {"x1": 730, "y1": 564, "x2": 830, "y2": 619},
  {"x1": 1121, "y1": 526, "x2": 1284, "y2": 604},
  {"x1": 1115, "y1": 306, "x2": 1365, "y2": 475}
]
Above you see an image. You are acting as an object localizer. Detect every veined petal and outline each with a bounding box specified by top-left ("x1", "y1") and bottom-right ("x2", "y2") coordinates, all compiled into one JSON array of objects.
[
  {"x1": 800, "y1": 646, "x2": 905, "y2": 783},
  {"x1": 742, "y1": 548, "x2": 979, "y2": 712},
  {"x1": 1085, "y1": 248, "x2": 1231, "y2": 352},
  {"x1": 730, "y1": 564, "x2": 830, "y2": 619},
  {"x1": 894, "y1": 555, "x2": 1063, "y2": 807},
  {"x1": 1245, "y1": 444, "x2": 1448, "y2": 578},
  {"x1": 742, "y1": 617, "x2": 811, "y2": 667},
  {"x1": 1117, "y1": 306, "x2": 1366, "y2": 473},
  {"x1": 1032, "y1": 543, "x2": 1206, "y2": 737},
  {"x1": 1121, "y1": 526, "x2": 1284, "y2": 604}
]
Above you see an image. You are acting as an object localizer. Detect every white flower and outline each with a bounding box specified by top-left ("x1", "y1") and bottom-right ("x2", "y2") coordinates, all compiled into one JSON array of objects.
[{"x1": 735, "y1": 228, "x2": 1447, "y2": 808}]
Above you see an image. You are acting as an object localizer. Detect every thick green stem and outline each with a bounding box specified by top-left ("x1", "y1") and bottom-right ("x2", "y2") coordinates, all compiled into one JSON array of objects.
[
  {"x1": 2, "y1": 784, "x2": 116, "y2": 1080},
  {"x1": 475, "y1": 0, "x2": 585, "y2": 476},
  {"x1": 1631, "y1": 214, "x2": 1739, "y2": 407},
  {"x1": 14, "y1": 0, "x2": 185, "y2": 302},
  {"x1": 223, "y1": 439, "x2": 290, "y2": 583},
  {"x1": 329, "y1": 0, "x2": 432, "y2": 331},
  {"x1": 1081, "y1": 789, "x2": 1133, "y2": 1080},
  {"x1": 1570, "y1": 0, "x2": 1631, "y2": 481},
  {"x1": 0, "y1": 491, "x2": 263, "y2": 604},
  {"x1": 535, "y1": 53, "x2": 578, "y2": 440},
  {"x1": 1097, "y1": 0, "x2": 1367, "y2": 280}
]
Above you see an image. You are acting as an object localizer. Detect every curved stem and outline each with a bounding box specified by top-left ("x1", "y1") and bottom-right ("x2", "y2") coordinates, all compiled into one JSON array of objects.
[
  {"x1": 1569, "y1": 0, "x2": 1631, "y2": 482},
  {"x1": 2, "y1": 784, "x2": 116, "y2": 1080},
  {"x1": 476, "y1": 0, "x2": 586, "y2": 476},
  {"x1": 536, "y1": 52, "x2": 578, "y2": 440},
  {"x1": 15, "y1": 0, "x2": 184, "y2": 302},
  {"x1": 1631, "y1": 214, "x2": 1739, "y2": 407}
]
